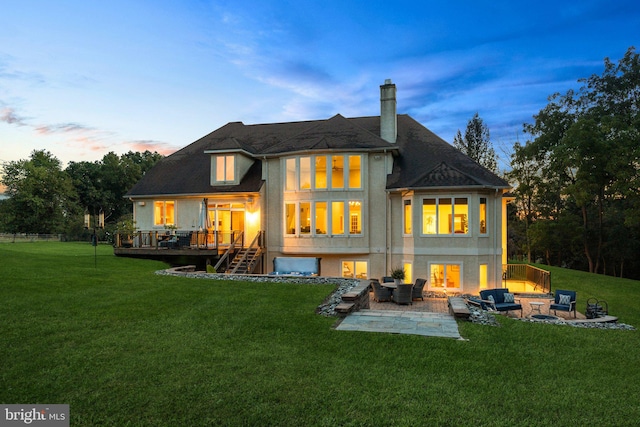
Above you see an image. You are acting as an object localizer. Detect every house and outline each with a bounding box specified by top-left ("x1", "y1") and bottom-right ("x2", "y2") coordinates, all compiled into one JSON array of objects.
[{"x1": 124, "y1": 80, "x2": 511, "y2": 294}]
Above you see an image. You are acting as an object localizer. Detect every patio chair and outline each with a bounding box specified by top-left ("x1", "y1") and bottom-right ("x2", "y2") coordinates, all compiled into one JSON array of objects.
[
  {"x1": 381, "y1": 276, "x2": 394, "y2": 283},
  {"x1": 549, "y1": 290, "x2": 577, "y2": 318},
  {"x1": 412, "y1": 278, "x2": 426, "y2": 301},
  {"x1": 371, "y1": 280, "x2": 392, "y2": 302},
  {"x1": 392, "y1": 283, "x2": 413, "y2": 305}
]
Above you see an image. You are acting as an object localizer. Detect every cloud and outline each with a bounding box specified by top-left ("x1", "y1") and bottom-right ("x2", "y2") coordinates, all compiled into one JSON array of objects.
[
  {"x1": 0, "y1": 107, "x2": 28, "y2": 126},
  {"x1": 34, "y1": 122, "x2": 98, "y2": 135},
  {"x1": 126, "y1": 140, "x2": 179, "y2": 156}
]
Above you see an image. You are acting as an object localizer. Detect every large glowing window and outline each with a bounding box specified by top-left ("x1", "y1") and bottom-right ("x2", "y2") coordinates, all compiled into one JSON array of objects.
[
  {"x1": 315, "y1": 156, "x2": 327, "y2": 189},
  {"x1": 300, "y1": 157, "x2": 311, "y2": 190},
  {"x1": 300, "y1": 202, "x2": 311, "y2": 234},
  {"x1": 438, "y1": 199, "x2": 452, "y2": 234},
  {"x1": 430, "y1": 264, "x2": 461, "y2": 289},
  {"x1": 285, "y1": 203, "x2": 296, "y2": 235},
  {"x1": 331, "y1": 201, "x2": 344, "y2": 235},
  {"x1": 331, "y1": 155, "x2": 344, "y2": 189},
  {"x1": 422, "y1": 199, "x2": 436, "y2": 234},
  {"x1": 422, "y1": 197, "x2": 469, "y2": 235},
  {"x1": 349, "y1": 200, "x2": 361, "y2": 234},
  {"x1": 154, "y1": 201, "x2": 175, "y2": 226},
  {"x1": 315, "y1": 202, "x2": 327, "y2": 235},
  {"x1": 348, "y1": 155, "x2": 361, "y2": 188},
  {"x1": 403, "y1": 199, "x2": 412, "y2": 234},
  {"x1": 480, "y1": 198, "x2": 487, "y2": 234},
  {"x1": 285, "y1": 158, "x2": 296, "y2": 191},
  {"x1": 215, "y1": 155, "x2": 235, "y2": 183},
  {"x1": 342, "y1": 260, "x2": 368, "y2": 279},
  {"x1": 284, "y1": 154, "x2": 362, "y2": 190}
]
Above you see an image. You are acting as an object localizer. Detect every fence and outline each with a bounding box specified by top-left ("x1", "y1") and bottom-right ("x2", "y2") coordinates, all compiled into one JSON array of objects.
[
  {"x1": 0, "y1": 233, "x2": 64, "y2": 242},
  {"x1": 503, "y1": 264, "x2": 551, "y2": 293}
]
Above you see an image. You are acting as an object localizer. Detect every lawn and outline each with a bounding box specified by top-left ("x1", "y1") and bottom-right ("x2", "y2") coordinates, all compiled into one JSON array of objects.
[{"x1": 1, "y1": 242, "x2": 639, "y2": 426}]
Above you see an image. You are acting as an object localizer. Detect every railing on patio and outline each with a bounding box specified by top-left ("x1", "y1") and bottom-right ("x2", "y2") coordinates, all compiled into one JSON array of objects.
[
  {"x1": 115, "y1": 230, "x2": 243, "y2": 251},
  {"x1": 502, "y1": 264, "x2": 551, "y2": 293}
]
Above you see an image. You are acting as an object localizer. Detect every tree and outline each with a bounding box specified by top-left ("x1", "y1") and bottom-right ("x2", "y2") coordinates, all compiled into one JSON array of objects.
[
  {"x1": 0, "y1": 150, "x2": 77, "y2": 233},
  {"x1": 0, "y1": 149, "x2": 163, "y2": 237},
  {"x1": 453, "y1": 113, "x2": 498, "y2": 172},
  {"x1": 510, "y1": 47, "x2": 640, "y2": 277},
  {"x1": 66, "y1": 150, "x2": 163, "y2": 226}
]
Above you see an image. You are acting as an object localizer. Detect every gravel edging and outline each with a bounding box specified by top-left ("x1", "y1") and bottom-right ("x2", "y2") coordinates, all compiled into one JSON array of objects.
[{"x1": 517, "y1": 316, "x2": 636, "y2": 330}]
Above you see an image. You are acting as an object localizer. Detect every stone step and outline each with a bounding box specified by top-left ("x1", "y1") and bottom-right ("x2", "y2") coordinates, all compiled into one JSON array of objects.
[
  {"x1": 448, "y1": 296, "x2": 471, "y2": 319},
  {"x1": 335, "y1": 302, "x2": 356, "y2": 314}
]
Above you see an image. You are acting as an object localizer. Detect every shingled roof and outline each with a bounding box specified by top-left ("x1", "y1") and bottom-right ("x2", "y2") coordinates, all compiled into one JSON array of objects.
[
  {"x1": 126, "y1": 114, "x2": 509, "y2": 197},
  {"x1": 352, "y1": 115, "x2": 510, "y2": 190}
]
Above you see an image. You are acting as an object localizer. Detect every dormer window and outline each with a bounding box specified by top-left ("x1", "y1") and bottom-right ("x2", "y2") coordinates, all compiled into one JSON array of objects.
[{"x1": 213, "y1": 154, "x2": 235, "y2": 184}]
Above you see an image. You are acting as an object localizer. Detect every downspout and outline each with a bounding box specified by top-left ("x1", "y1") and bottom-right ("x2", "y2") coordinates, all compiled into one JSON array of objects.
[
  {"x1": 263, "y1": 156, "x2": 269, "y2": 273},
  {"x1": 494, "y1": 188, "x2": 500, "y2": 288},
  {"x1": 384, "y1": 149, "x2": 390, "y2": 276}
]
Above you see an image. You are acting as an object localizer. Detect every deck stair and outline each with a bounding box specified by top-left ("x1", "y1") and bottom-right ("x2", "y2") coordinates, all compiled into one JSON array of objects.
[
  {"x1": 223, "y1": 231, "x2": 264, "y2": 274},
  {"x1": 227, "y1": 247, "x2": 263, "y2": 274}
]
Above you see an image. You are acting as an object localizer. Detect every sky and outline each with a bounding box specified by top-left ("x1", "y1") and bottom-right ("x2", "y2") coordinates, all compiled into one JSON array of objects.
[{"x1": 1, "y1": 0, "x2": 639, "y2": 177}]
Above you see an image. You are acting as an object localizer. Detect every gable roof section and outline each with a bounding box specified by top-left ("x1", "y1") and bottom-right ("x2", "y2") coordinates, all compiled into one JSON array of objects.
[{"x1": 410, "y1": 162, "x2": 485, "y2": 187}]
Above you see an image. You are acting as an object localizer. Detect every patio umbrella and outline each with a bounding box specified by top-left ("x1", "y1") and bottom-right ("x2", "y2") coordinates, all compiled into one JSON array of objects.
[{"x1": 200, "y1": 198, "x2": 210, "y2": 230}]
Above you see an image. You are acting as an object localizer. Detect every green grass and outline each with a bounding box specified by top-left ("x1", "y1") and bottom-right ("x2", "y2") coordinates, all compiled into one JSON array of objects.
[{"x1": 1, "y1": 243, "x2": 639, "y2": 426}]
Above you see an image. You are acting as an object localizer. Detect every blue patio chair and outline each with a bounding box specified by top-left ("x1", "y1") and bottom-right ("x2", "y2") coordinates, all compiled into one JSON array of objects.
[{"x1": 549, "y1": 290, "x2": 577, "y2": 318}]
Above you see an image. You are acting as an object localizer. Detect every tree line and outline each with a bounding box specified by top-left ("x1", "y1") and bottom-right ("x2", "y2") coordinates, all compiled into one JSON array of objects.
[
  {"x1": 0, "y1": 150, "x2": 163, "y2": 241},
  {"x1": 2, "y1": 47, "x2": 638, "y2": 279},
  {"x1": 507, "y1": 46, "x2": 640, "y2": 279}
]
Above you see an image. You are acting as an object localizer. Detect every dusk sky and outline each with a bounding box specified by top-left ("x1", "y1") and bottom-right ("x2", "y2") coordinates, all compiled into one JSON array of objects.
[{"x1": 1, "y1": 0, "x2": 639, "y2": 172}]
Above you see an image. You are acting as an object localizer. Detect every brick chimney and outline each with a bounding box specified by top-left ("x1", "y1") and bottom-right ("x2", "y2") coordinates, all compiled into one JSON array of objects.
[{"x1": 380, "y1": 79, "x2": 397, "y2": 143}]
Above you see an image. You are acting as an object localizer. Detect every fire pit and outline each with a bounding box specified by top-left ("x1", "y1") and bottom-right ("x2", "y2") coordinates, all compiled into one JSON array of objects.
[{"x1": 530, "y1": 314, "x2": 560, "y2": 321}]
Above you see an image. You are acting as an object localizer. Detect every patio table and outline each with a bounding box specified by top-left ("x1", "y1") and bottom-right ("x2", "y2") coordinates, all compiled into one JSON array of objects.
[{"x1": 529, "y1": 301, "x2": 545, "y2": 316}]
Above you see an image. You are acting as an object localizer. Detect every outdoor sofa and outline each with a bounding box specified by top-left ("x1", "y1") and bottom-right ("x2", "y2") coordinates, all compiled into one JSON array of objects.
[{"x1": 470, "y1": 288, "x2": 523, "y2": 317}]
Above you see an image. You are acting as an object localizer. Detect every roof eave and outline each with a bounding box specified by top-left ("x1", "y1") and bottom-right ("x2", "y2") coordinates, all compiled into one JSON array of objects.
[{"x1": 386, "y1": 184, "x2": 511, "y2": 193}]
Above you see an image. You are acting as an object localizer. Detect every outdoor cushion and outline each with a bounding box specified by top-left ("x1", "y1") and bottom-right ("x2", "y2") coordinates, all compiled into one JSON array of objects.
[
  {"x1": 503, "y1": 292, "x2": 515, "y2": 303},
  {"x1": 559, "y1": 294, "x2": 571, "y2": 305},
  {"x1": 487, "y1": 295, "x2": 495, "y2": 304}
]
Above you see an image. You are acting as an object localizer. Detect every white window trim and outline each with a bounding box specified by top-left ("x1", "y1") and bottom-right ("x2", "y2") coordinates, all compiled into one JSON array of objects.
[
  {"x1": 341, "y1": 259, "x2": 369, "y2": 279},
  {"x1": 283, "y1": 154, "x2": 363, "y2": 192},
  {"x1": 403, "y1": 197, "x2": 412, "y2": 236},
  {"x1": 153, "y1": 200, "x2": 176, "y2": 227},
  {"x1": 283, "y1": 199, "x2": 363, "y2": 237},
  {"x1": 427, "y1": 261, "x2": 464, "y2": 290},
  {"x1": 479, "y1": 196, "x2": 489, "y2": 236},
  {"x1": 212, "y1": 154, "x2": 237, "y2": 185},
  {"x1": 420, "y1": 195, "x2": 470, "y2": 237}
]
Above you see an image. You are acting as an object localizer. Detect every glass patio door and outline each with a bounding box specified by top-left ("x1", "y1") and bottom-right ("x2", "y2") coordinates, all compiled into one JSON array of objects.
[
  {"x1": 208, "y1": 203, "x2": 245, "y2": 245},
  {"x1": 430, "y1": 264, "x2": 461, "y2": 290}
]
